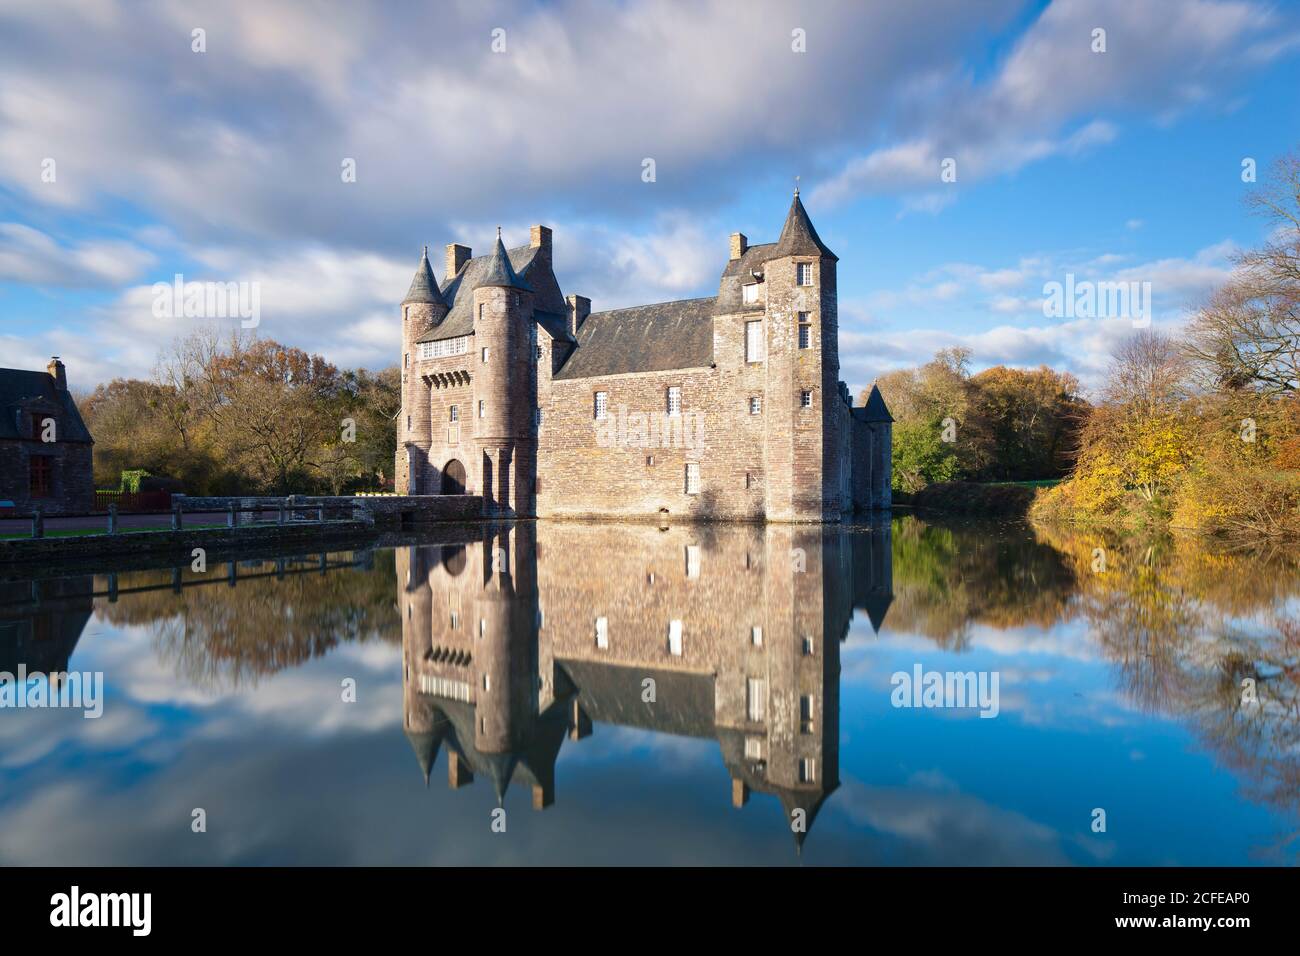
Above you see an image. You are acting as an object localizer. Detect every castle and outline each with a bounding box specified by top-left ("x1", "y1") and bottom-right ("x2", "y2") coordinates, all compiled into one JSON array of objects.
[
  {"x1": 400, "y1": 519, "x2": 894, "y2": 849},
  {"x1": 396, "y1": 190, "x2": 891, "y2": 521}
]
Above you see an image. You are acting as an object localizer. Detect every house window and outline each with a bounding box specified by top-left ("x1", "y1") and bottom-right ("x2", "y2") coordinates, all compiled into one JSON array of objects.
[
  {"x1": 449, "y1": 405, "x2": 459, "y2": 422},
  {"x1": 29, "y1": 456, "x2": 52, "y2": 497},
  {"x1": 481, "y1": 347, "x2": 490, "y2": 363},
  {"x1": 684, "y1": 461, "x2": 700, "y2": 495},
  {"x1": 797, "y1": 263, "x2": 813, "y2": 286},
  {"x1": 594, "y1": 391, "x2": 608, "y2": 420},
  {"x1": 749, "y1": 396, "x2": 761, "y2": 415},
  {"x1": 800, "y1": 390, "x2": 812, "y2": 408},
  {"x1": 668, "y1": 619, "x2": 683, "y2": 656},
  {"x1": 747, "y1": 678, "x2": 766, "y2": 722},
  {"x1": 742, "y1": 282, "x2": 760, "y2": 305},
  {"x1": 798, "y1": 313, "x2": 812, "y2": 349},
  {"x1": 478, "y1": 400, "x2": 486, "y2": 419},
  {"x1": 685, "y1": 544, "x2": 700, "y2": 579},
  {"x1": 751, "y1": 626, "x2": 763, "y2": 647},
  {"x1": 799, "y1": 758, "x2": 816, "y2": 783},
  {"x1": 595, "y1": 616, "x2": 609, "y2": 649},
  {"x1": 666, "y1": 386, "x2": 681, "y2": 416},
  {"x1": 745, "y1": 320, "x2": 764, "y2": 363}
]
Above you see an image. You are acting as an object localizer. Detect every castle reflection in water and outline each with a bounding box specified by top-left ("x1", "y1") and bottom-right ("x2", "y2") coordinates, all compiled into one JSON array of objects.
[{"x1": 398, "y1": 521, "x2": 893, "y2": 846}]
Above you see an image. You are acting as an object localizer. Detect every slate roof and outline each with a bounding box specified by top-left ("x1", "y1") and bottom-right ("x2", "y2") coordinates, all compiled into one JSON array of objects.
[
  {"x1": 767, "y1": 191, "x2": 837, "y2": 262},
  {"x1": 402, "y1": 248, "x2": 448, "y2": 307},
  {"x1": 558, "y1": 659, "x2": 716, "y2": 738},
  {"x1": 0, "y1": 368, "x2": 93, "y2": 442},
  {"x1": 419, "y1": 242, "x2": 545, "y2": 343},
  {"x1": 854, "y1": 384, "x2": 893, "y2": 422},
  {"x1": 552, "y1": 297, "x2": 715, "y2": 381}
]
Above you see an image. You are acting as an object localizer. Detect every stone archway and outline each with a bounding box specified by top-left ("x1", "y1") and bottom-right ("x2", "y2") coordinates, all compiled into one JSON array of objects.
[{"x1": 441, "y1": 458, "x2": 467, "y2": 495}]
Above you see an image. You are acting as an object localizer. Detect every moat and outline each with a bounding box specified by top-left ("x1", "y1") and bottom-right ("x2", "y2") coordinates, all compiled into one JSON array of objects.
[{"x1": 1, "y1": 515, "x2": 1295, "y2": 865}]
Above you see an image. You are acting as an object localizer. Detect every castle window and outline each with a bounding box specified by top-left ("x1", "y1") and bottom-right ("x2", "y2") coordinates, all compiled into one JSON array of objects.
[
  {"x1": 478, "y1": 400, "x2": 486, "y2": 419},
  {"x1": 742, "y1": 282, "x2": 761, "y2": 305},
  {"x1": 685, "y1": 544, "x2": 700, "y2": 578},
  {"x1": 478, "y1": 303, "x2": 485, "y2": 321},
  {"x1": 449, "y1": 405, "x2": 459, "y2": 422},
  {"x1": 535, "y1": 407, "x2": 543, "y2": 430},
  {"x1": 745, "y1": 737, "x2": 764, "y2": 760},
  {"x1": 406, "y1": 415, "x2": 411, "y2": 431},
  {"x1": 666, "y1": 386, "x2": 682, "y2": 417},
  {"x1": 594, "y1": 391, "x2": 608, "y2": 420},
  {"x1": 799, "y1": 758, "x2": 816, "y2": 783},
  {"x1": 595, "y1": 616, "x2": 609, "y2": 649},
  {"x1": 418, "y1": 336, "x2": 469, "y2": 359},
  {"x1": 749, "y1": 396, "x2": 761, "y2": 415},
  {"x1": 797, "y1": 263, "x2": 813, "y2": 286},
  {"x1": 800, "y1": 390, "x2": 813, "y2": 408},
  {"x1": 800, "y1": 694, "x2": 815, "y2": 734},
  {"x1": 404, "y1": 352, "x2": 409, "y2": 368},
  {"x1": 535, "y1": 345, "x2": 543, "y2": 360},
  {"x1": 747, "y1": 678, "x2": 766, "y2": 722},
  {"x1": 481, "y1": 347, "x2": 489, "y2": 363},
  {"x1": 802, "y1": 636, "x2": 815, "y2": 656},
  {"x1": 668, "y1": 620, "x2": 683, "y2": 656},
  {"x1": 751, "y1": 626, "x2": 763, "y2": 647},
  {"x1": 745, "y1": 320, "x2": 764, "y2": 363},
  {"x1": 684, "y1": 461, "x2": 700, "y2": 495},
  {"x1": 29, "y1": 456, "x2": 52, "y2": 497},
  {"x1": 798, "y1": 314, "x2": 812, "y2": 349}
]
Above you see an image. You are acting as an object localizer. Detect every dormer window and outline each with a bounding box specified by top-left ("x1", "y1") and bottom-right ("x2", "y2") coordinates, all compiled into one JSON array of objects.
[{"x1": 742, "y1": 282, "x2": 760, "y2": 305}]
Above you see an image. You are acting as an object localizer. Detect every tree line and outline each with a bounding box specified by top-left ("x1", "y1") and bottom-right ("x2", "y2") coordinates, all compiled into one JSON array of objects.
[
  {"x1": 868, "y1": 150, "x2": 1300, "y2": 539},
  {"x1": 80, "y1": 328, "x2": 400, "y2": 496}
]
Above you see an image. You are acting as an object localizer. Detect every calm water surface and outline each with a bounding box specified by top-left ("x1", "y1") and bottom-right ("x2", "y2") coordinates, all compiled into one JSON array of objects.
[{"x1": 1, "y1": 516, "x2": 1296, "y2": 865}]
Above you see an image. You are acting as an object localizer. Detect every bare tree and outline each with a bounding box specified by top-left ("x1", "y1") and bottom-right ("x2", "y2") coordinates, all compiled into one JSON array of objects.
[
  {"x1": 1105, "y1": 330, "x2": 1190, "y2": 412},
  {"x1": 1185, "y1": 152, "x2": 1300, "y2": 395}
]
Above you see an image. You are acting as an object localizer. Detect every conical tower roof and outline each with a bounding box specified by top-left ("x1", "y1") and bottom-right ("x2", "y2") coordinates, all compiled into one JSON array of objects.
[
  {"x1": 767, "y1": 189, "x2": 837, "y2": 262},
  {"x1": 859, "y1": 384, "x2": 893, "y2": 422},
  {"x1": 478, "y1": 228, "x2": 532, "y2": 291},
  {"x1": 403, "y1": 246, "x2": 449, "y2": 307}
]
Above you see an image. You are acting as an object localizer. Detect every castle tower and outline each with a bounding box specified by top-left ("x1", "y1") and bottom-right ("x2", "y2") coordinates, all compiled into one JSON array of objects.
[
  {"x1": 398, "y1": 248, "x2": 449, "y2": 494},
  {"x1": 761, "y1": 189, "x2": 841, "y2": 521},
  {"x1": 472, "y1": 231, "x2": 536, "y2": 516}
]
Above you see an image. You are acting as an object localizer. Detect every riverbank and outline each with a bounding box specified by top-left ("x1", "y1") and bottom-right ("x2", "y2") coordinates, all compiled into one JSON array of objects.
[{"x1": 906, "y1": 481, "x2": 1047, "y2": 517}]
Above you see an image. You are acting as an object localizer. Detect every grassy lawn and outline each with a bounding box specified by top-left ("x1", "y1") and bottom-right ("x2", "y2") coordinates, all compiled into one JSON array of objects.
[{"x1": 1, "y1": 523, "x2": 228, "y2": 541}]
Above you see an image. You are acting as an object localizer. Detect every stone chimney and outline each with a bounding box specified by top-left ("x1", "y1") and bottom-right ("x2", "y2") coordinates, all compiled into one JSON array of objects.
[
  {"x1": 445, "y1": 243, "x2": 472, "y2": 279},
  {"x1": 47, "y1": 356, "x2": 67, "y2": 391},
  {"x1": 729, "y1": 232, "x2": 748, "y2": 260},
  {"x1": 566, "y1": 294, "x2": 590, "y2": 338},
  {"x1": 529, "y1": 225, "x2": 552, "y2": 262}
]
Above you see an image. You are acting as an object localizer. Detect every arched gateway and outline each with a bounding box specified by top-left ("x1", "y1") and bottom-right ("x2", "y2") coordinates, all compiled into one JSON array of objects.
[{"x1": 441, "y1": 459, "x2": 467, "y2": 495}]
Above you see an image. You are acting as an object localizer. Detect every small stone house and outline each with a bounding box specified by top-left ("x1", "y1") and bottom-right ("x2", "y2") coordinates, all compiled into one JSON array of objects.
[{"x1": 0, "y1": 358, "x2": 94, "y2": 515}]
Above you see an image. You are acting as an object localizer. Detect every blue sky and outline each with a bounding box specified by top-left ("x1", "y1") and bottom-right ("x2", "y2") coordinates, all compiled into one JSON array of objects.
[{"x1": 1, "y1": 0, "x2": 1299, "y2": 396}]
